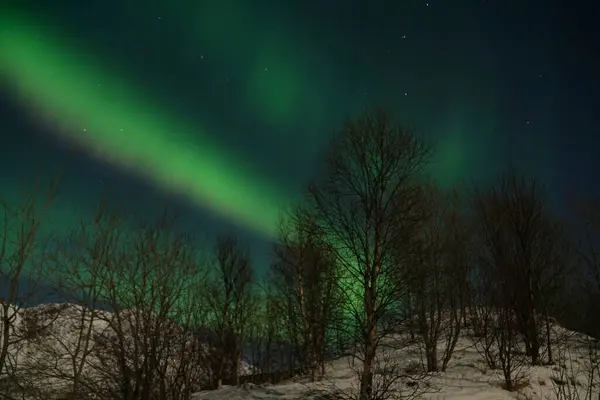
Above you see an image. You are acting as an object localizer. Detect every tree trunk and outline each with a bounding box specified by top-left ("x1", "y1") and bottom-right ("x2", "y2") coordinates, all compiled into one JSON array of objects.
[
  {"x1": 360, "y1": 343, "x2": 375, "y2": 400},
  {"x1": 529, "y1": 312, "x2": 540, "y2": 365},
  {"x1": 234, "y1": 346, "x2": 241, "y2": 386},
  {"x1": 0, "y1": 305, "x2": 11, "y2": 377},
  {"x1": 545, "y1": 313, "x2": 553, "y2": 364},
  {"x1": 427, "y1": 343, "x2": 438, "y2": 372},
  {"x1": 360, "y1": 280, "x2": 377, "y2": 400}
]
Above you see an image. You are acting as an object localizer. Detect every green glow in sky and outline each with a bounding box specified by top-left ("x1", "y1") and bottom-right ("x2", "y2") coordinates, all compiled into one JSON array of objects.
[
  {"x1": 0, "y1": 11, "x2": 287, "y2": 238},
  {"x1": 171, "y1": 0, "x2": 333, "y2": 134}
]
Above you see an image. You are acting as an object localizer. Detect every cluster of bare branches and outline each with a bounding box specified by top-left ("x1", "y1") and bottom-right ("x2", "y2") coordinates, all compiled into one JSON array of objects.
[
  {"x1": 407, "y1": 184, "x2": 471, "y2": 373},
  {"x1": 466, "y1": 173, "x2": 572, "y2": 391},
  {"x1": 4, "y1": 205, "x2": 212, "y2": 400},
  {"x1": 202, "y1": 234, "x2": 257, "y2": 389},
  {"x1": 0, "y1": 187, "x2": 260, "y2": 399},
  {"x1": 548, "y1": 195, "x2": 600, "y2": 400},
  {"x1": 549, "y1": 330, "x2": 599, "y2": 400},
  {"x1": 268, "y1": 209, "x2": 343, "y2": 382},
  {"x1": 0, "y1": 176, "x2": 60, "y2": 399}
]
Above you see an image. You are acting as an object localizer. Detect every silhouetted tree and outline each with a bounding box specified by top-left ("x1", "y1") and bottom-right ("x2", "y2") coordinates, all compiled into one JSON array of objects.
[
  {"x1": 23, "y1": 202, "x2": 121, "y2": 399},
  {"x1": 270, "y1": 209, "x2": 343, "y2": 381},
  {"x1": 204, "y1": 234, "x2": 256, "y2": 388},
  {"x1": 571, "y1": 196, "x2": 600, "y2": 338},
  {"x1": 305, "y1": 108, "x2": 432, "y2": 400},
  {"x1": 470, "y1": 172, "x2": 566, "y2": 389},
  {"x1": 0, "y1": 175, "x2": 59, "y2": 396},
  {"x1": 409, "y1": 185, "x2": 471, "y2": 372},
  {"x1": 92, "y1": 211, "x2": 207, "y2": 400}
]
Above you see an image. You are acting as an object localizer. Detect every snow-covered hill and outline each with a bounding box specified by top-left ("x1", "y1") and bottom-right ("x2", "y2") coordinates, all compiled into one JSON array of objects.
[
  {"x1": 2, "y1": 303, "x2": 598, "y2": 399},
  {"x1": 0, "y1": 303, "x2": 255, "y2": 399},
  {"x1": 192, "y1": 324, "x2": 600, "y2": 400}
]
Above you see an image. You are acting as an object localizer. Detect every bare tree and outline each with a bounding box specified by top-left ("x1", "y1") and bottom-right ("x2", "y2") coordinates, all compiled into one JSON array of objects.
[
  {"x1": 27, "y1": 202, "x2": 120, "y2": 399},
  {"x1": 0, "y1": 176, "x2": 59, "y2": 398},
  {"x1": 468, "y1": 256, "x2": 531, "y2": 392},
  {"x1": 305, "y1": 108, "x2": 432, "y2": 400},
  {"x1": 409, "y1": 185, "x2": 471, "y2": 372},
  {"x1": 249, "y1": 281, "x2": 291, "y2": 379},
  {"x1": 468, "y1": 171, "x2": 571, "y2": 392},
  {"x1": 264, "y1": 262, "x2": 303, "y2": 378},
  {"x1": 573, "y1": 197, "x2": 600, "y2": 293},
  {"x1": 570, "y1": 196, "x2": 600, "y2": 338},
  {"x1": 92, "y1": 211, "x2": 208, "y2": 400},
  {"x1": 204, "y1": 234, "x2": 256, "y2": 389},
  {"x1": 471, "y1": 172, "x2": 566, "y2": 366},
  {"x1": 328, "y1": 349, "x2": 432, "y2": 400},
  {"x1": 270, "y1": 209, "x2": 343, "y2": 382}
]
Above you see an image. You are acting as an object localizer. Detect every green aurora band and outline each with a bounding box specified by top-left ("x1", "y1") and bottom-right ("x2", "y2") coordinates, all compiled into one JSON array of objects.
[
  {"x1": 0, "y1": 7, "x2": 486, "y2": 333},
  {"x1": 0, "y1": 11, "x2": 288, "y2": 238}
]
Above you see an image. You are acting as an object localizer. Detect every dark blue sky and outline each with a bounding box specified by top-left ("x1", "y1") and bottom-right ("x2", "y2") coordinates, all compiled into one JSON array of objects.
[{"x1": 1, "y1": 0, "x2": 599, "y2": 273}]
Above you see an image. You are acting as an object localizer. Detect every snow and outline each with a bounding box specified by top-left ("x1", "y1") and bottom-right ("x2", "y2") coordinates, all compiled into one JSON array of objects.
[
  {"x1": 1, "y1": 303, "x2": 598, "y2": 399},
  {"x1": 192, "y1": 326, "x2": 600, "y2": 400},
  {"x1": 0, "y1": 303, "x2": 253, "y2": 397}
]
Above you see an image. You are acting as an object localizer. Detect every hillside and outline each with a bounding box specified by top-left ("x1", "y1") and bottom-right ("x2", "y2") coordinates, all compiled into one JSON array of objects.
[
  {"x1": 0, "y1": 302, "x2": 254, "y2": 399},
  {"x1": 193, "y1": 322, "x2": 600, "y2": 400},
  {"x1": 0, "y1": 303, "x2": 598, "y2": 399}
]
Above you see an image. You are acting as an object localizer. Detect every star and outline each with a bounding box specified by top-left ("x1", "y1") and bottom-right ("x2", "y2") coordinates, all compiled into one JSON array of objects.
[
  {"x1": 264, "y1": 67, "x2": 268, "y2": 71},
  {"x1": 401, "y1": 35, "x2": 407, "y2": 39},
  {"x1": 404, "y1": 92, "x2": 408, "y2": 96}
]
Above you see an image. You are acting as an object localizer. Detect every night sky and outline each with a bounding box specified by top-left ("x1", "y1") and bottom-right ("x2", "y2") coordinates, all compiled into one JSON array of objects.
[{"x1": 1, "y1": 0, "x2": 599, "y2": 273}]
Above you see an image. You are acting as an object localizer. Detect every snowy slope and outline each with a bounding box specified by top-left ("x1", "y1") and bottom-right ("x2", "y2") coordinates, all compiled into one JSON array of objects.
[
  {"x1": 2, "y1": 303, "x2": 598, "y2": 399},
  {"x1": 192, "y1": 325, "x2": 600, "y2": 400},
  {"x1": 0, "y1": 303, "x2": 255, "y2": 398}
]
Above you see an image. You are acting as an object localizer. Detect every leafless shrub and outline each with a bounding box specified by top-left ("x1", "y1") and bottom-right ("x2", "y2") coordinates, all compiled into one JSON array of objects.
[
  {"x1": 551, "y1": 333, "x2": 600, "y2": 400},
  {"x1": 319, "y1": 347, "x2": 434, "y2": 400}
]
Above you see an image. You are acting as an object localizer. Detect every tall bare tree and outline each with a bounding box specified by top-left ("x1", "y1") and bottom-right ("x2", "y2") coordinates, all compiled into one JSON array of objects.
[
  {"x1": 305, "y1": 108, "x2": 431, "y2": 400},
  {"x1": 204, "y1": 234, "x2": 255, "y2": 388},
  {"x1": 270, "y1": 209, "x2": 342, "y2": 381},
  {"x1": 247, "y1": 281, "x2": 290, "y2": 379},
  {"x1": 470, "y1": 172, "x2": 565, "y2": 368},
  {"x1": 409, "y1": 185, "x2": 471, "y2": 372}
]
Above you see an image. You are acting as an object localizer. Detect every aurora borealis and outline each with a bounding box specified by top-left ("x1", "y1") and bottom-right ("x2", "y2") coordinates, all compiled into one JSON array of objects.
[{"x1": 1, "y1": 0, "x2": 599, "y2": 272}]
